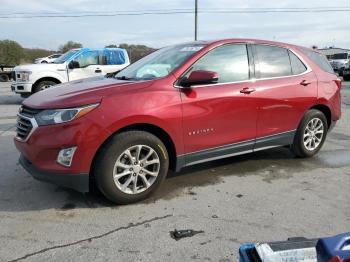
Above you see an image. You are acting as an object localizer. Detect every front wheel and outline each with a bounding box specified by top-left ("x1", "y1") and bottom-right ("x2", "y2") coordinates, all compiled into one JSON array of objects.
[
  {"x1": 291, "y1": 109, "x2": 328, "y2": 158},
  {"x1": 94, "y1": 131, "x2": 169, "y2": 204},
  {"x1": 33, "y1": 80, "x2": 57, "y2": 93}
]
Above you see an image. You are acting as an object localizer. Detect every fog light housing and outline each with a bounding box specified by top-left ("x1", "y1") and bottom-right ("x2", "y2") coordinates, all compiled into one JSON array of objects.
[{"x1": 57, "y1": 147, "x2": 77, "y2": 167}]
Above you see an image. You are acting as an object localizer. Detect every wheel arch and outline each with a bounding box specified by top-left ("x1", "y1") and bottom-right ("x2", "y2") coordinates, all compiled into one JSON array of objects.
[
  {"x1": 309, "y1": 104, "x2": 332, "y2": 129},
  {"x1": 32, "y1": 77, "x2": 61, "y2": 92},
  {"x1": 90, "y1": 123, "x2": 178, "y2": 177}
]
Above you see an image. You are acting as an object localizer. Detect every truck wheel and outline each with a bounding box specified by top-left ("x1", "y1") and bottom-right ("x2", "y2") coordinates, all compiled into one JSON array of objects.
[
  {"x1": 343, "y1": 75, "x2": 350, "y2": 81},
  {"x1": 33, "y1": 80, "x2": 57, "y2": 93},
  {"x1": 291, "y1": 109, "x2": 328, "y2": 158},
  {"x1": 0, "y1": 74, "x2": 9, "y2": 82},
  {"x1": 94, "y1": 131, "x2": 169, "y2": 204}
]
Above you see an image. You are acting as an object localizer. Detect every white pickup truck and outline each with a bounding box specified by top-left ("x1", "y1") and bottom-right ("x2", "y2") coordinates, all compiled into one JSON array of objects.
[{"x1": 11, "y1": 48, "x2": 130, "y2": 97}]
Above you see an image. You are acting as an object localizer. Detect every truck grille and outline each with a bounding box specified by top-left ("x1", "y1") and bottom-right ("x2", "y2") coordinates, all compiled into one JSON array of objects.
[{"x1": 16, "y1": 106, "x2": 41, "y2": 141}]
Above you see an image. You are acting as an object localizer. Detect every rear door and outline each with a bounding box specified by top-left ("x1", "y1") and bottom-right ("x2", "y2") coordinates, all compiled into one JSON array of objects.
[
  {"x1": 179, "y1": 43, "x2": 258, "y2": 164},
  {"x1": 252, "y1": 44, "x2": 318, "y2": 148}
]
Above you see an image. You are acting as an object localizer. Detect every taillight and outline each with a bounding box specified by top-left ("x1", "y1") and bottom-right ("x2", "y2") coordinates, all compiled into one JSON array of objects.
[{"x1": 334, "y1": 79, "x2": 342, "y2": 89}]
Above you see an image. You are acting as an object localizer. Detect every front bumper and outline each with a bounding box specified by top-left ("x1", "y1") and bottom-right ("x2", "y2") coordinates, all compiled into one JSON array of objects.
[
  {"x1": 19, "y1": 154, "x2": 89, "y2": 192},
  {"x1": 11, "y1": 82, "x2": 33, "y2": 93}
]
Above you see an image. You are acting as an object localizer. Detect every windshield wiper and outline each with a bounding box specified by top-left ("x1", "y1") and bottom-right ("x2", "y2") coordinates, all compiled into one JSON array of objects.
[{"x1": 115, "y1": 75, "x2": 135, "y2": 81}]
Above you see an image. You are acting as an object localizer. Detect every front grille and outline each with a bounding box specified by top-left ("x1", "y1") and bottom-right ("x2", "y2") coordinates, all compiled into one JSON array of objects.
[
  {"x1": 16, "y1": 106, "x2": 41, "y2": 141},
  {"x1": 16, "y1": 116, "x2": 33, "y2": 140}
]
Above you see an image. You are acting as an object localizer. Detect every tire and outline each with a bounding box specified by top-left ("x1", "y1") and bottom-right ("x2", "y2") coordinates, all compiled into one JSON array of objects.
[
  {"x1": 94, "y1": 131, "x2": 169, "y2": 204},
  {"x1": 33, "y1": 80, "x2": 57, "y2": 93},
  {"x1": 0, "y1": 74, "x2": 9, "y2": 82},
  {"x1": 291, "y1": 109, "x2": 328, "y2": 158},
  {"x1": 343, "y1": 75, "x2": 350, "y2": 81},
  {"x1": 41, "y1": 61, "x2": 48, "y2": 63}
]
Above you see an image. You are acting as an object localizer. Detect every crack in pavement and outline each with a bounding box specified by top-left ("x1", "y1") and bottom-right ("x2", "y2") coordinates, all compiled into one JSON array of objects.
[{"x1": 8, "y1": 214, "x2": 172, "y2": 262}]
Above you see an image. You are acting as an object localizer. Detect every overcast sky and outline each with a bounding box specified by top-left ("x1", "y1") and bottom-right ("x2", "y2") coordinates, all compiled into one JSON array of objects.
[{"x1": 0, "y1": 0, "x2": 349, "y2": 50}]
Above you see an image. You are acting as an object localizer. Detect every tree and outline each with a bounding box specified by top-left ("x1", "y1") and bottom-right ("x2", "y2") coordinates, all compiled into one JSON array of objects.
[
  {"x1": 117, "y1": 43, "x2": 156, "y2": 62},
  {"x1": 58, "y1": 41, "x2": 82, "y2": 53},
  {"x1": 0, "y1": 39, "x2": 23, "y2": 65},
  {"x1": 105, "y1": 44, "x2": 118, "y2": 48}
]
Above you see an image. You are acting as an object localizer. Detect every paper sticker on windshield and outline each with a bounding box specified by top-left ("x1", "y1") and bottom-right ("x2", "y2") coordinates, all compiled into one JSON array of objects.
[{"x1": 180, "y1": 46, "x2": 204, "y2": 52}]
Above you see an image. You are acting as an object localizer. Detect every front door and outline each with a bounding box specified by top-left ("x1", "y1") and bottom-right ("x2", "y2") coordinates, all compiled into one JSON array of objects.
[
  {"x1": 68, "y1": 50, "x2": 103, "y2": 81},
  {"x1": 179, "y1": 44, "x2": 258, "y2": 165}
]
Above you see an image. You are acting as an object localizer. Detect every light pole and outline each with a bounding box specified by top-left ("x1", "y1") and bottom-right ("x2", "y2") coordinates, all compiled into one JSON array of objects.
[{"x1": 194, "y1": 0, "x2": 198, "y2": 41}]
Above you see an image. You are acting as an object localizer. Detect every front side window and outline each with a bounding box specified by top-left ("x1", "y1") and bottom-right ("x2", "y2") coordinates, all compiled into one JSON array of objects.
[
  {"x1": 184, "y1": 44, "x2": 249, "y2": 83},
  {"x1": 74, "y1": 51, "x2": 99, "y2": 68},
  {"x1": 255, "y1": 45, "x2": 292, "y2": 78}
]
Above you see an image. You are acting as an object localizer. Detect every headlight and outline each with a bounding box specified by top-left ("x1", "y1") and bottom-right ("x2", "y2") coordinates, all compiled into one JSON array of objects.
[
  {"x1": 35, "y1": 103, "x2": 99, "y2": 126},
  {"x1": 18, "y1": 71, "x2": 31, "y2": 81}
]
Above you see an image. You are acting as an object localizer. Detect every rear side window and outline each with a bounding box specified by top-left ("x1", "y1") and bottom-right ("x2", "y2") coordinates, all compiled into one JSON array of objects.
[
  {"x1": 300, "y1": 48, "x2": 334, "y2": 74},
  {"x1": 186, "y1": 44, "x2": 249, "y2": 83},
  {"x1": 103, "y1": 50, "x2": 127, "y2": 65},
  {"x1": 288, "y1": 51, "x2": 307, "y2": 75},
  {"x1": 254, "y1": 45, "x2": 292, "y2": 78}
]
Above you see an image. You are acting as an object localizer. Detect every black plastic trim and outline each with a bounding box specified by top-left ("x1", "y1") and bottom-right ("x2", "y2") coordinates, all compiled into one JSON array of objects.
[
  {"x1": 19, "y1": 154, "x2": 89, "y2": 192},
  {"x1": 175, "y1": 130, "x2": 296, "y2": 171}
]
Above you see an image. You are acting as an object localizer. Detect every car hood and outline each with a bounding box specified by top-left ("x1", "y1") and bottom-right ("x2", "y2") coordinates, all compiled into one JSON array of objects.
[
  {"x1": 23, "y1": 76, "x2": 154, "y2": 109},
  {"x1": 14, "y1": 63, "x2": 66, "y2": 72}
]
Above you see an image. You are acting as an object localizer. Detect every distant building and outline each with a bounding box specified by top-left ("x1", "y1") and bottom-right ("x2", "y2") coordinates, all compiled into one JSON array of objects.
[{"x1": 318, "y1": 47, "x2": 350, "y2": 60}]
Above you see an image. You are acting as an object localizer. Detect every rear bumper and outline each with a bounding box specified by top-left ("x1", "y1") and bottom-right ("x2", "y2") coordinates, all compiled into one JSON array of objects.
[{"x1": 19, "y1": 154, "x2": 89, "y2": 192}]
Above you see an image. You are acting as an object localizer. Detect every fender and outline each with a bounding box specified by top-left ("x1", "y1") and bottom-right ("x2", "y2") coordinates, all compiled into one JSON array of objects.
[
  {"x1": 105, "y1": 114, "x2": 184, "y2": 156},
  {"x1": 31, "y1": 70, "x2": 68, "y2": 85}
]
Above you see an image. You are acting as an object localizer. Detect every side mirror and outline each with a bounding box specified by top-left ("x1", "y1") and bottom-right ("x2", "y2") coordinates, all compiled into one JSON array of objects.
[
  {"x1": 68, "y1": 60, "x2": 80, "y2": 69},
  {"x1": 180, "y1": 70, "x2": 219, "y2": 87}
]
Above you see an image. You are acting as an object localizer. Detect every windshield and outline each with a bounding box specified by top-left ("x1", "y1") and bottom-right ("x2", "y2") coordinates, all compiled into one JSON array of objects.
[
  {"x1": 115, "y1": 44, "x2": 205, "y2": 80},
  {"x1": 332, "y1": 53, "x2": 348, "y2": 60},
  {"x1": 54, "y1": 49, "x2": 79, "y2": 64}
]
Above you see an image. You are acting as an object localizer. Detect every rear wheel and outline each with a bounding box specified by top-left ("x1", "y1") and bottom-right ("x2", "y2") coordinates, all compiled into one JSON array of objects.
[
  {"x1": 291, "y1": 109, "x2": 328, "y2": 157},
  {"x1": 33, "y1": 80, "x2": 57, "y2": 93},
  {"x1": 94, "y1": 131, "x2": 169, "y2": 204}
]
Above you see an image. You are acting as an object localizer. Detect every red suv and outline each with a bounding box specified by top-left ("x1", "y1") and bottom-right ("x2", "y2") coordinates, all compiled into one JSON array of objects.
[{"x1": 14, "y1": 39, "x2": 341, "y2": 204}]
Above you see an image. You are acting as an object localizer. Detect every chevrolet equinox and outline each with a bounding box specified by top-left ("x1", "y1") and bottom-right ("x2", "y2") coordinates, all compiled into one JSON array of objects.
[{"x1": 14, "y1": 39, "x2": 342, "y2": 204}]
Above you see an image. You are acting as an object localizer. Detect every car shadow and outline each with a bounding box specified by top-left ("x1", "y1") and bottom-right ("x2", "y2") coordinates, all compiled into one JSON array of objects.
[{"x1": 0, "y1": 147, "x2": 309, "y2": 212}]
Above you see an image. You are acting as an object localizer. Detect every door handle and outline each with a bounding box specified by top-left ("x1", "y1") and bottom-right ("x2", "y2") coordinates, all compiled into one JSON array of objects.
[
  {"x1": 300, "y1": 80, "x2": 311, "y2": 86},
  {"x1": 240, "y1": 87, "x2": 256, "y2": 94},
  {"x1": 95, "y1": 69, "x2": 102, "y2": 73}
]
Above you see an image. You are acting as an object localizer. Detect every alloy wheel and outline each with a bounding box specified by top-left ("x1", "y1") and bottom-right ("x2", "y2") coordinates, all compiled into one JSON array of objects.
[
  {"x1": 113, "y1": 145, "x2": 160, "y2": 194},
  {"x1": 303, "y1": 117, "x2": 324, "y2": 151}
]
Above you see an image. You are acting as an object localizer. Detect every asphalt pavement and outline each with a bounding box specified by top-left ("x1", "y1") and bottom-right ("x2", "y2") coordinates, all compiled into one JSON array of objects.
[{"x1": 0, "y1": 80, "x2": 350, "y2": 262}]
